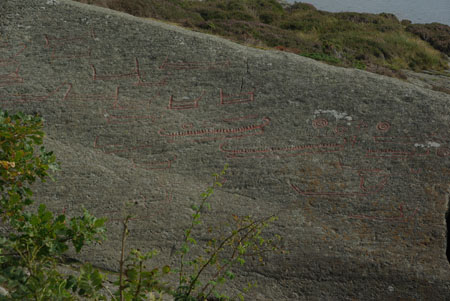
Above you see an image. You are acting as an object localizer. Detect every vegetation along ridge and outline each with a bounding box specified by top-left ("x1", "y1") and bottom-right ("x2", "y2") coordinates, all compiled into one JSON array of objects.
[{"x1": 74, "y1": 0, "x2": 450, "y2": 79}]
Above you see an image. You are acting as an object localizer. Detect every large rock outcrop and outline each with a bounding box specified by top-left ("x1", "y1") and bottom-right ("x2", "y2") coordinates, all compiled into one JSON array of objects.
[{"x1": 1, "y1": 0, "x2": 450, "y2": 299}]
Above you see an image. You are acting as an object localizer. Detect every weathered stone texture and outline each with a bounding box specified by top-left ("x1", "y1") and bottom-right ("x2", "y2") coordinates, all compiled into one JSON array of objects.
[{"x1": 1, "y1": 0, "x2": 450, "y2": 299}]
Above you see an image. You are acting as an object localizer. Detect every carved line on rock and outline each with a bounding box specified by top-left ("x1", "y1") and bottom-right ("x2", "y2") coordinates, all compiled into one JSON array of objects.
[
  {"x1": 44, "y1": 29, "x2": 96, "y2": 47},
  {"x1": 159, "y1": 56, "x2": 230, "y2": 70},
  {"x1": 132, "y1": 156, "x2": 177, "y2": 171},
  {"x1": 289, "y1": 168, "x2": 389, "y2": 197},
  {"x1": 312, "y1": 118, "x2": 328, "y2": 129},
  {"x1": 91, "y1": 57, "x2": 140, "y2": 81},
  {"x1": 222, "y1": 114, "x2": 259, "y2": 122},
  {"x1": 44, "y1": 30, "x2": 95, "y2": 60},
  {"x1": 219, "y1": 89, "x2": 254, "y2": 105},
  {"x1": 92, "y1": 58, "x2": 169, "y2": 86},
  {"x1": 93, "y1": 136, "x2": 152, "y2": 155},
  {"x1": 158, "y1": 116, "x2": 270, "y2": 142},
  {"x1": 365, "y1": 148, "x2": 431, "y2": 159},
  {"x1": 0, "y1": 82, "x2": 72, "y2": 104},
  {"x1": 134, "y1": 58, "x2": 169, "y2": 87},
  {"x1": 220, "y1": 136, "x2": 349, "y2": 159},
  {"x1": 0, "y1": 65, "x2": 23, "y2": 87},
  {"x1": 104, "y1": 112, "x2": 162, "y2": 124},
  {"x1": 376, "y1": 121, "x2": 391, "y2": 132},
  {"x1": 112, "y1": 87, "x2": 156, "y2": 110},
  {"x1": 167, "y1": 90, "x2": 206, "y2": 110},
  {"x1": 348, "y1": 204, "x2": 419, "y2": 223},
  {"x1": 437, "y1": 148, "x2": 450, "y2": 157},
  {"x1": 0, "y1": 43, "x2": 27, "y2": 67},
  {"x1": 373, "y1": 136, "x2": 416, "y2": 144}
]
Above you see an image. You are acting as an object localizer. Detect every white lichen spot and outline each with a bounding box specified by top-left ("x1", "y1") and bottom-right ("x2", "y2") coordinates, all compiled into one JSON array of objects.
[
  {"x1": 46, "y1": 0, "x2": 59, "y2": 4},
  {"x1": 314, "y1": 109, "x2": 352, "y2": 121},
  {"x1": 414, "y1": 142, "x2": 441, "y2": 148},
  {"x1": 427, "y1": 141, "x2": 441, "y2": 148}
]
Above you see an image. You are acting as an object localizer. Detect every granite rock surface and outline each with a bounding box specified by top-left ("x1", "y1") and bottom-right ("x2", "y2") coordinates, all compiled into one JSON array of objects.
[{"x1": 1, "y1": 0, "x2": 450, "y2": 299}]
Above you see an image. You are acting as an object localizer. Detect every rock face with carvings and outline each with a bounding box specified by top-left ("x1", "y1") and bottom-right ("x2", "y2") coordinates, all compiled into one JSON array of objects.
[{"x1": 1, "y1": 0, "x2": 450, "y2": 299}]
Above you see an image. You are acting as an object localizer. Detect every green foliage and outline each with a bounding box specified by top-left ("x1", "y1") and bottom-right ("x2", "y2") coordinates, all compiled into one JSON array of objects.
[
  {"x1": 0, "y1": 110, "x2": 56, "y2": 217},
  {"x1": 353, "y1": 60, "x2": 366, "y2": 70},
  {"x1": 114, "y1": 247, "x2": 170, "y2": 300},
  {"x1": 301, "y1": 52, "x2": 341, "y2": 64},
  {"x1": 0, "y1": 109, "x2": 107, "y2": 300},
  {"x1": 173, "y1": 165, "x2": 283, "y2": 300},
  {"x1": 0, "y1": 110, "x2": 283, "y2": 300}
]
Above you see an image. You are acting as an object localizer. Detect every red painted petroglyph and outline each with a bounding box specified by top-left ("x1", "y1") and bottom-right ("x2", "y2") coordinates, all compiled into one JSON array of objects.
[
  {"x1": 222, "y1": 114, "x2": 259, "y2": 122},
  {"x1": 290, "y1": 169, "x2": 389, "y2": 197},
  {"x1": 0, "y1": 65, "x2": 23, "y2": 87},
  {"x1": 334, "y1": 125, "x2": 348, "y2": 135},
  {"x1": 426, "y1": 133, "x2": 449, "y2": 143},
  {"x1": 132, "y1": 156, "x2": 176, "y2": 171},
  {"x1": 44, "y1": 29, "x2": 96, "y2": 47},
  {"x1": 358, "y1": 169, "x2": 390, "y2": 192},
  {"x1": 133, "y1": 58, "x2": 168, "y2": 87},
  {"x1": 159, "y1": 56, "x2": 230, "y2": 70},
  {"x1": 0, "y1": 43, "x2": 27, "y2": 67},
  {"x1": 51, "y1": 48, "x2": 91, "y2": 60},
  {"x1": 91, "y1": 57, "x2": 140, "y2": 81},
  {"x1": 158, "y1": 116, "x2": 270, "y2": 142},
  {"x1": 219, "y1": 89, "x2": 254, "y2": 105},
  {"x1": 365, "y1": 148, "x2": 431, "y2": 159},
  {"x1": 373, "y1": 136, "x2": 415, "y2": 144},
  {"x1": 312, "y1": 118, "x2": 328, "y2": 129},
  {"x1": 437, "y1": 148, "x2": 450, "y2": 157},
  {"x1": 409, "y1": 168, "x2": 422, "y2": 174},
  {"x1": 0, "y1": 82, "x2": 71, "y2": 104},
  {"x1": 348, "y1": 204, "x2": 419, "y2": 222},
  {"x1": 355, "y1": 120, "x2": 369, "y2": 131},
  {"x1": 93, "y1": 136, "x2": 152, "y2": 155},
  {"x1": 134, "y1": 77, "x2": 168, "y2": 88},
  {"x1": 167, "y1": 90, "x2": 205, "y2": 110},
  {"x1": 376, "y1": 121, "x2": 390, "y2": 132},
  {"x1": 112, "y1": 87, "x2": 156, "y2": 110},
  {"x1": 104, "y1": 112, "x2": 162, "y2": 124},
  {"x1": 44, "y1": 30, "x2": 95, "y2": 60},
  {"x1": 92, "y1": 58, "x2": 167, "y2": 86},
  {"x1": 65, "y1": 87, "x2": 115, "y2": 104},
  {"x1": 219, "y1": 137, "x2": 350, "y2": 159}
]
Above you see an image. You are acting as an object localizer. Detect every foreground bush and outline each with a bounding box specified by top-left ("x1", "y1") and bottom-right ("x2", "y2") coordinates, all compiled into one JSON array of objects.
[{"x1": 0, "y1": 110, "x2": 282, "y2": 300}]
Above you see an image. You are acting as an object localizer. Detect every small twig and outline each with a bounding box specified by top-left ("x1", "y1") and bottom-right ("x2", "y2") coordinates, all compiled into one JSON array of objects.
[
  {"x1": 103, "y1": 284, "x2": 117, "y2": 301},
  {"x1": 119, "y1": 216, "x2": 130, "y2": 301},
  {"x1": 202, "y1": 219, "x2": 266, "y2": 298},
  {"x1": 133, "y1": 261, "x2": 143, "y2": 300},
  {"x1": 190, "y1": 216, "x2": 271, "y2": 298}
]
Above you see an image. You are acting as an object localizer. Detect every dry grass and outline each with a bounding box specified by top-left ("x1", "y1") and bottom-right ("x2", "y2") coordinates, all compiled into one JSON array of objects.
[{"x1": 74, "y1": 0, "x2": 449, "y2": 77}]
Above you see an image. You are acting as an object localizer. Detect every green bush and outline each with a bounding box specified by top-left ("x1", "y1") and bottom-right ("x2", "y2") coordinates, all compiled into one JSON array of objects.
[
  {"x1": 0, "y1": 110, "x2": 283, "y2": 300},
  {"x1": 0, "y1": 110, "x2": 107, "y2": 299}
]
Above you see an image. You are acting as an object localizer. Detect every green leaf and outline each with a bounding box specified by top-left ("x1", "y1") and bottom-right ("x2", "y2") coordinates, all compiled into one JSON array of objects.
[
  {"x1": 237, "y1": 258, "x2": 245, "y2": 265},
  {"x1": 23, "y1": 187, "x2": 33, "y2": 196},
  {"x1": 15, "y1": 150, "x2": 24, "y2": 161},
  {"x1": 162, "y1": 265, "x2": 171, "y2": 274},
  {"x1": 225, "y1": 270, "x2": 235, "y2": 280},
  {"x1": 181, "y1": 244, "x2": 189, "y2": 254}
]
